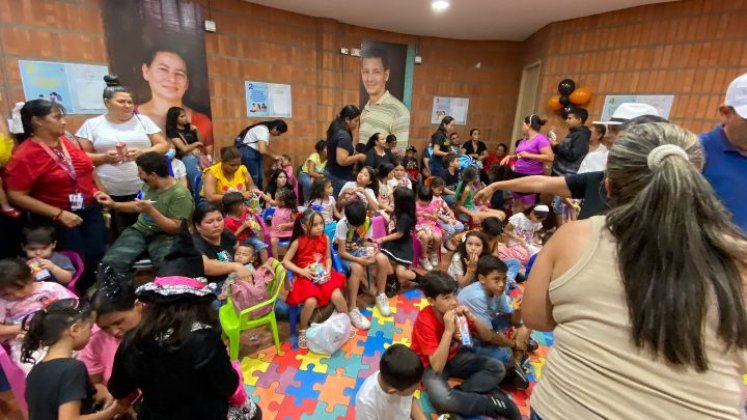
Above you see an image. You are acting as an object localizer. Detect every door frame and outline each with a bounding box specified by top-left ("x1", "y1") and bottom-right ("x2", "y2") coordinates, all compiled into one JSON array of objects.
[{"x1": 511, "y1": 60, "x2": 542, "y2": 150}]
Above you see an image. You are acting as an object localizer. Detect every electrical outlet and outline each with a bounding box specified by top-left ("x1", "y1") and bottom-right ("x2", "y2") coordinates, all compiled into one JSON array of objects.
[
  {"x1": 350, "y1": 48, "x2": 361, "y2": 57},
  {"x1": 204, "y1": 20, "x2": 216, "y2": 32},
  {"x1": 340, "y1": 48, "x2": 350, "y2": 55},
  {"x1": 415, "y1": 55, "x2": 423, "y2": 64}
]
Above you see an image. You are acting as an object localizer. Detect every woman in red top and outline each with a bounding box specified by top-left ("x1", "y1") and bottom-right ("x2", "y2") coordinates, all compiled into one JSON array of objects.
[
  {"x1": 5, "y1": 99, "x2": 108, "y2": 291},
  {"x1": 282, "y1": 209, "x2": 347, "y2": 349}
]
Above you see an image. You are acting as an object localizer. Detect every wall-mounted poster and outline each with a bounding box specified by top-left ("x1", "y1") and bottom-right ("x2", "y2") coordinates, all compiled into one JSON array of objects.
[
  {"x1": 600, "y1": 94, "x2": 675, "y2": 121},
  {"x1": 432, "y1": 96, "x2": 470, "y2": 125},
  {"x1": 19, "y1": 60, "x2": 109, "y2": 114},
  {"x1": 101, "y1": 0, "x2": 213, "y2": 145},
  {"x1": 245, "y1": 82, "x2": 292, "y2": 118},
  {"x1": 358, "y1": 40, "x2": 413, "y2": 146}
]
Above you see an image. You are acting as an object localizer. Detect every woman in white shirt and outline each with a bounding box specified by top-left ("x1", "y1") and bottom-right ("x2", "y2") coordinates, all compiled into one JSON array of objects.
[
  {"x1": 236, "y1": 120, "x2": 287, "y2": 189},
  {"x1": 76, "y1": 75, "x2": 168, "y2": 234}
]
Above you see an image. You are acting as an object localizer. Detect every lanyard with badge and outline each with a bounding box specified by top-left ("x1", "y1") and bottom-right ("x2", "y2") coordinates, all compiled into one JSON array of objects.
[{"x1": 34, "y1": 137, "x2": 84, "y2": 211}]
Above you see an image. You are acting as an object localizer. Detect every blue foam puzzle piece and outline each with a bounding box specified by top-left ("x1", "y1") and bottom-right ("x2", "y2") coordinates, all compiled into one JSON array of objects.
[
  {"x1": 345, "y1": 376, "x2": 369, "y2": 403},
  {"x1": 285, "y1": 369, "x2": 326, "y2": 403},
  {"x1": 357, "y1": 330, "x2": 389, "y2": 357},
  {"x1": 300, "y1": 401, "x2": 349, "y2": 420}
]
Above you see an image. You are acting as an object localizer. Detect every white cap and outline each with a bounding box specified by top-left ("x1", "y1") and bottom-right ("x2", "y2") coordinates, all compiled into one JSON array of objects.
[
  {"x1": 725, "y1": 73, "x2": 747, "y2": 118},
  {"x1": 533, "y1": 204, "x2": 550, "y2": 213},
  {"x1": 593, "y1": 102, "x2": 660, "y2": 126}
]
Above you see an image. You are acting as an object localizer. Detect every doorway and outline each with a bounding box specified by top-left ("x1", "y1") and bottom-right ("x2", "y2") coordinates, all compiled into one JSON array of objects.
[{"x1": 511, "y1": 61, "x2": 542, "y2": 149}]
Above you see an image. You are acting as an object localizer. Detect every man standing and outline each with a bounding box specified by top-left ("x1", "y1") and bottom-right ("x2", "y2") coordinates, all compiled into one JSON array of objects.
[
  {"x1": 359, "y1": 47, "x2": 411, "y2": 147},
  {"x1": 98, "y1": 152, "x2": 194, "y2": 283},
  {"x1": 700, "y1": 73, "x2": 747, "y2": 232}
]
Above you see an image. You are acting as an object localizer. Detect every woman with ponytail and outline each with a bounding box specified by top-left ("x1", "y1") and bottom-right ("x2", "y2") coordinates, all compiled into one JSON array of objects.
[
  {"x1": 23, "y1": 299, "x2": 125, "y2": 419},
  {"x1": 76, "y1": 75, "x2": 168, "y2": 235},
  {"x1": 499, "y1": 114, "x2": 554, "y2": 210},
  {"x1": 324, "y1": 105, "x2": 366, "y2": 196},
  {"x1": 429, "y1": 115, "x2": 456, "y2": 178},
  {"x1": 4, "y1": 100, "x2": 108, "y2": 291},
  {"x1": 523, "y1": 122, "x2": 747, "y2": 419}
]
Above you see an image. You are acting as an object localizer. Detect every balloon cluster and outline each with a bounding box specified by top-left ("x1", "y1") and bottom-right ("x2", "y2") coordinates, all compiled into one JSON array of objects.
[{"x1": 547, "y1": 79, "x2": 592, "y2": 118}]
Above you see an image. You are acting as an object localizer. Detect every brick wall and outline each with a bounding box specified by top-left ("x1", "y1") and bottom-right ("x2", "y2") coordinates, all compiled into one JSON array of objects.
[
  {"x1": 523, "y1": 0, "x2": 747, "y2": 138},
  {"x1": 0, "y1": 0, "x2": 522, "y2": 164}
]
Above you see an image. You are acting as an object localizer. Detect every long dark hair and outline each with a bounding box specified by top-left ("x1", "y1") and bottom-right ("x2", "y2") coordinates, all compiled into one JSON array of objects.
[
  {"x1": 165, "y1": 106, "x2": 187, "y2": 133},
  {"x1": 365, "y1": 132, "x2": 382, "y2": 151},
  {"x1": 391, "y1": 187, "x2": 416, "y2": 226},
  {"x1": 237, "y1": 119, "x2": 288, "y2": 141},
  {"x1": 19, "y1": 99, "x2": 65, "y2": 142},
  {"x1": 326, "y1": 105, "x2": 361, "y2": 140},
  {"x1": 89, "y1": 265, "x2": 137, "y2": 320},
  {"x1": 266, "y1": 169, "x2": 289, "y2": 200},
  {"x1": 606, "y1": 122, "x2": 747, "y2": 371},
  {"x1": 455, "y1": 231, "x2": 489, "y2": 274},
  {"x1": 129, "y1": 300, "x2": 218, "y2": 352},
  {"x1": 22, "y1": 300, "x2": 92, "y2": 363},
  {"x1": 432, "y1": 116, "x2": 455, "y2": 140},
  {"x1": 308, "y1": 177, "x2": 331, "y2": 202},
  {"x1": 357, "y1": 166, "x2": 379, "y2": 198},
  {"x1": 291, "y1": 208, "x2": 324, "y2": 242}
]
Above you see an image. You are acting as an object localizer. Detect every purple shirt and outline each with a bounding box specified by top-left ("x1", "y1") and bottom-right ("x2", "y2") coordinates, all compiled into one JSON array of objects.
[{"x1": 514, "y1": 134, "x2": 551, "y2": 175}]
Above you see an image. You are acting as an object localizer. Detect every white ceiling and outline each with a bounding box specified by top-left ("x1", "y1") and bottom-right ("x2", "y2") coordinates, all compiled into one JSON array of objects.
[{"x1": 245, "y1": 0, "x2": 674, "y2": 41}]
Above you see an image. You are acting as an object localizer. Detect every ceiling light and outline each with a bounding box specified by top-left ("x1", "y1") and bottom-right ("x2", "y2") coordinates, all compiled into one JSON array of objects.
[{"x1": 431, "y1": 0, "x2": 449, "y2": 12}]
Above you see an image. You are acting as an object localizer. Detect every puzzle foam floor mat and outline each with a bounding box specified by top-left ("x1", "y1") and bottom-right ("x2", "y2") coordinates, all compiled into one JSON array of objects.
[{"x1": 240, "y1": 287, "x2": 553, "y2": 419}]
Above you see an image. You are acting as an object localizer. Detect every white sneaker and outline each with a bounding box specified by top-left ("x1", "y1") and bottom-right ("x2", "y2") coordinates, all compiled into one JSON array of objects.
[
  {"x1": 429, "y1": 254, "x2": 440, "y2": 268},
  {"x1": 348, "y1": 308, "x2": 371, "y2": 330},
  {"x1": 376, "y1": 293, "x2": 392, "y2": 317},
  {"x1": 420, "y1": 257, "x2": 433, "y2": 271}
]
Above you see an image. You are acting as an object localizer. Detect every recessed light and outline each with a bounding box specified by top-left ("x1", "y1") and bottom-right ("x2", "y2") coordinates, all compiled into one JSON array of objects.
[{"x1": 432, "y1": 0, "x2": 449, "y2": 12}]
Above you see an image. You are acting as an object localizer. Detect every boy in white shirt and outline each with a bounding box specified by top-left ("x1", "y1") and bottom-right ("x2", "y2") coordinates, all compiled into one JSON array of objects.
[{"x1": 355, "y1": 344, "x2": 426, "y2": 420}]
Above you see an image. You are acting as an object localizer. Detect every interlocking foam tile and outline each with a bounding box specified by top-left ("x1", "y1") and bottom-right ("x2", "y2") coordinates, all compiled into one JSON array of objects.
[{"x1": 240, "y1": 281, "x2": 554, "y2": 420}]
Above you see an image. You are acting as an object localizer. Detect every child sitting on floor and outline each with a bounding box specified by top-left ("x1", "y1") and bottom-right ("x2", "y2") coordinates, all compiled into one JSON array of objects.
[
  {"x1": 448, "y1": 231, "x2": 490, "y2": 289},
  {"x1": 455, "y1": 166, "x2": 506, "y2": 225},
  {"x1": 22, "y1": 225, "x2": 75, "y2": 285},
  {"x1": 388, "y1": 160, "x2": 412, "y2": 191},
  {"x1": 411, "y1": 270, "x2": 520, "y2": 420},
  {"x1": 355, "y1": 343, "x2": 426, "y2": 420},
  {"x1": 0, "y1": 258, "x2": 76, "y2": 372},
  {"x1": 222, "y1": 192, "x2": 269, "y2": 262},
  {"x1": 429, "y1": 177, "x2": 464, "y2": 251},
  {"x1": 283, "y1": 209, "x2": 349, "y2": 349},
  {"x1": 335, "y1": 201, "x2": 391, "y2": 325},
  {"x1": 457, "y1": 255, "x2": 532, "y2": 390},
  {"x1": 505, "y1": 204, "x2": 548, "y2": 258},
  {"x1": 376, "y1": 163, "x2": 395, "y2": 215},
  {"x1": 481, "y1": 217, "x2": 528, "y2": 280}
]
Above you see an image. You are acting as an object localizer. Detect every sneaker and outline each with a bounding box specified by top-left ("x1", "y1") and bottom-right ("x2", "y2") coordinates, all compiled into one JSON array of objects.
[
  {"x1": 419, "y1": 257, "x2": 433, "y2": 271},
  {"x1": 501, "y1": 364, "x2": 529, "y2": 390},
  {"x1": 375, "y1": 293, "x2": 392, "y2": 317},
  {"x1": 348, "y1": 308, "x2": 371, "y2": 330},
  {"x1": 488, "y1": 391, "x2": 521, "y2": 420},
  {"x1": 298, "y1": 329, "x2": 308, "y2": 349},
  {"x1": 429, "y1": 253, "x2": 439, "y2": 268}
]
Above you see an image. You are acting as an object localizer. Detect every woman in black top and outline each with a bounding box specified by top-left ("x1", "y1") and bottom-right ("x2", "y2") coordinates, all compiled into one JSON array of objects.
[
  {"x1": 325, "y1": 105, "x2": 367, "y2": 196},
  {"x1": 165, "y1": 106, "x2": 208, "y2": 189},
  {"x1": 191, "y1": 202, "x2": 252, "y2": 284},
  {"x1": 429, "y1": 116, "x2": 456, "y2": 177},
  {"x1": 364, "y1": 132, "x2": 395, "y2": 170},
  {"x1": 462, "y1": 128, "x2": 488, "y2": 162}
]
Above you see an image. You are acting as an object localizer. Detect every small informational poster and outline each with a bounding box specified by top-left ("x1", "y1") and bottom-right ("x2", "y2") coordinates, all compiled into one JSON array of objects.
[
  {"x1": 245, "y1": 81, "x2": 292, "y2": 118},
  {"x1": 600, "y1": 94, "x2": 675, "y2": 121},
  {"x1": 19, "y1": 60, "x2": 108, "y2": 114},
  {"x1": 432, "y1": 96, "x2": 469, "y2": 125}
]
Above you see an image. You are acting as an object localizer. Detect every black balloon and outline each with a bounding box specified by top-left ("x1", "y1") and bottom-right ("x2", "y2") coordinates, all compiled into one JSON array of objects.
[
  {"x1": 558, "y1": 79, "x2": 576, "y2": 96},
  {"x1": 560, "y1": 105, "x2": 574, "y2": 119},
  {"x1": 559, "y1": 95, "x2": 571, "y2": 106}
]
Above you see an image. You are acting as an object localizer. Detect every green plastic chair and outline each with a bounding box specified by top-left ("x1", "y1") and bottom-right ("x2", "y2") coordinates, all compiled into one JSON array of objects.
[{"x1": 220, "y1": 258, "x2": 286, "y2": 360}]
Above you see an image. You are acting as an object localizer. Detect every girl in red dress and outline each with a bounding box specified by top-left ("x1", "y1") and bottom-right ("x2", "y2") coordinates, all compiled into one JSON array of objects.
[{"x1": 282, "y1": 209, "x2": 348, "y2": 349}]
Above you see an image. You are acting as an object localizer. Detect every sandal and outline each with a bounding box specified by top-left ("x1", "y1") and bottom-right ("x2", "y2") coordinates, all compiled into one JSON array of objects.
[{"x1": 298, "y1": 329, "x2": 308, "y2": 349}]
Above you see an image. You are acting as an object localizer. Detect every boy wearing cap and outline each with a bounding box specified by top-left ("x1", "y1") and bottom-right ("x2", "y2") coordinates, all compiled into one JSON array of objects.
[{"x1": 699, "y1": 72, "x2": 747, "y2": 232}]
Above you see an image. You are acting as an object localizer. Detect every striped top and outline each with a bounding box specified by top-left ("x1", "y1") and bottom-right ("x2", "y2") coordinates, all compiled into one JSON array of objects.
[{"x1": 359, "y1": 91, "x2": 411, "y2": 145}]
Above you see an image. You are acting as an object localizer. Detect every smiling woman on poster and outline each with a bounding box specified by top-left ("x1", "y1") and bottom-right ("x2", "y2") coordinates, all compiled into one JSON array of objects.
[
  {"x1": 358, "y1": 47, "x2": 411, "y2": 146},
  {"x1": 137, "y1": 45, "x2": 214, "y2": 152}
]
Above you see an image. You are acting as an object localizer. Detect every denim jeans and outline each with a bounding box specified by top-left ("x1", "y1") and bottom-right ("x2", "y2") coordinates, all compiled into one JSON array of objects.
[
  {"x1": 473, "y1": 340, "x2": 513, "y2": 366},
  {"x1": 181, "y1": 153, "x2": 202, "y2": 191},
  {"x1": 240, "y1": 146, "x2": 264, "y2": 188},
  {"x1": 298, "y1": 171, "x2": 314, "y2": 204},
  {"x1": 52, "y1": 202, "x2": 107, "y2": 292},
  {"x1": 530, "y1": 408, "x2": 544, "y2": 420},
  {"x1": 438, "y1": 220, "x2": 465, "y2": 241},
  {"x1": 422, "y1": 350, "x2": 506, "y2": 417}
]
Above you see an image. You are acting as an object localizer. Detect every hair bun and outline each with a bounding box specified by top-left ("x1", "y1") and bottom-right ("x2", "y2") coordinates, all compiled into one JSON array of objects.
[
  {"x1": 104, "y1": 75, "x2": 121, "y2": 87},
  {"x1": 538, "y1": 118, "x2": 548, "y2": 126}
]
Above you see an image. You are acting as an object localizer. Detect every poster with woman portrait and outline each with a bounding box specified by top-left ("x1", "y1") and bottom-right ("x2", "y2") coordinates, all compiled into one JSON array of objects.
[
  {"x1": 358, "y1": 40, "x2": 412, "y2": 146},
  {"x1": 101, "y1": 0, "x2": 213, "y2": 146}
]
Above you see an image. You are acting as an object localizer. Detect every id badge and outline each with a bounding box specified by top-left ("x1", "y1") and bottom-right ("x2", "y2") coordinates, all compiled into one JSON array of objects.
[{"x1": 69, "y1": 193, "x2": 84, "y2": 211}]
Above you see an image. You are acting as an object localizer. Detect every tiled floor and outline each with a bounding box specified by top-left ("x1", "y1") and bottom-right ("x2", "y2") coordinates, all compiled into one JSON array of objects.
[{"x1": 240, "y1": 287, "x2": 553, "y2": 419}]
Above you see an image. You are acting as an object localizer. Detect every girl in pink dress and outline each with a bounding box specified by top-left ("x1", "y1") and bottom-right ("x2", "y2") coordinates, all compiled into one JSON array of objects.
[
  {"x1": 283, "y1": 210, "x2": 348, "y2": 349},
  {"x1": 269, "y1": 189, "x2": 297, "y2": 258},
  {"x1": 415, "y1": 185, "x2": 443, "y2": 271}
]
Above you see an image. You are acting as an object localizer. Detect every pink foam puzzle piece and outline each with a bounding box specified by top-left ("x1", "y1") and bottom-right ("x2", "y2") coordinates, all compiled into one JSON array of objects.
[
  {"x1": 360, "y1": 350, "x2": 382, "y2": 379},
  {"x1": 255, "y1": 363, "x2": 300, "y2": 394}
]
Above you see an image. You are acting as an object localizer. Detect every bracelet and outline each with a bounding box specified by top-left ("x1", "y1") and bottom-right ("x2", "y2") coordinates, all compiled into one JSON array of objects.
[{"x1": 53, "y1": 209, "x2": 64, "y2": 220}]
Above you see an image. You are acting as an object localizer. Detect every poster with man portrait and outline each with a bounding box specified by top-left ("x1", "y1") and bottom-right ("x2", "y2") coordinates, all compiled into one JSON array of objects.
[
  {"x1": 101, "y1": 0, "x2": 213, "y2": 146},
  {"x1": 358, "y1": 40, "x2": 412, "y2": 147}
]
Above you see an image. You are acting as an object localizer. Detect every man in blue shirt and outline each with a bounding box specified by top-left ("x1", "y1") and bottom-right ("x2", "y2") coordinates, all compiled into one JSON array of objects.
[{"x1": 700, "y1": 73, "x2": 747, "y2": 232}]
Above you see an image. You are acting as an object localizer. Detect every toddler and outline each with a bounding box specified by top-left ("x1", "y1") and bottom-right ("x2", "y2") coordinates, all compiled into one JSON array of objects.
[
  {"x1": 429, "y1": 177, "x2": 465, "y2": 250},
  {"x1": 222, "y1": 192, "x2": 269, "y2": 261},
  {"x1": 415, "y1": 186, "x2": 442, "y2": 271},
  {"x1": 22, "y1": 225, "x2": 75, "y2": 285},
  {"x1": 403, "y1": 146, "x2": 421, "y2": 185},
  {"x1": 269, "y1": 189, "x2": 298, "y2": 258},
  {"x1": 387, "y1": 161, "x2": 412, "y2": 191},
  {"x1": 307, "y1": 177, "x2": 340, "y2": 226}
]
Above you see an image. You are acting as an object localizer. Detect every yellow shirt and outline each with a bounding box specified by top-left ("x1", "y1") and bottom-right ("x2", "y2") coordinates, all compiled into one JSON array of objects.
[
  {"x1": 201, "y1": 163, "x2": 251, "y2": 196},
  {"x1": 301, "y1": 152, "x2": 327, "y2": 174}
]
